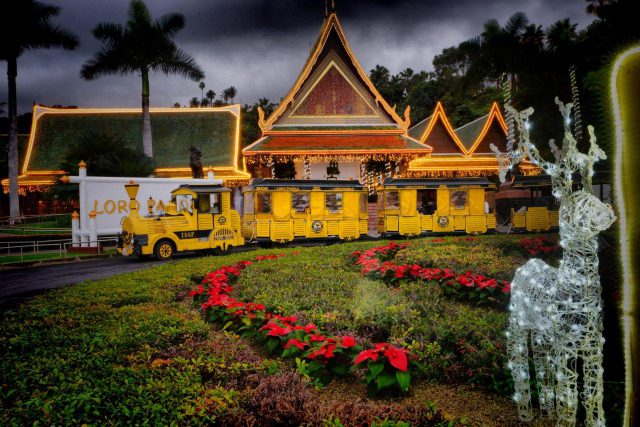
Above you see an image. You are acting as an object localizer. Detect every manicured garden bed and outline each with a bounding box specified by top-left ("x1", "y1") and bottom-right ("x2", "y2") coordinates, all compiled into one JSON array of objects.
[{"x1": 1, "y1": 235, "x2": 558, "y2": 425}]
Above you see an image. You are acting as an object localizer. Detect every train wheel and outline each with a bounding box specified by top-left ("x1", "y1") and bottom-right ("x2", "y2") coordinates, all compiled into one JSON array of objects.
[
  {"x1": 154, "y1": 239, "x2": 175, "y2": 261},
  {"x1": 212, "y1": 245, "x2": 232, "y2": 256}
]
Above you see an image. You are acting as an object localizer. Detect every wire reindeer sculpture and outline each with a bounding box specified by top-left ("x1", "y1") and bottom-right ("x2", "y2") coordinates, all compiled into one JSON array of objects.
[{"x1": 491, "y1": 98, "x2": 615, "y2": 426}]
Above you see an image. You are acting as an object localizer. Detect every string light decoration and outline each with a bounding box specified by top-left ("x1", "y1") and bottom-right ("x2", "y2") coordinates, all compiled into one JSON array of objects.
[
  {"x1": 367, "y1": 170, "x2": 375, "y2": 196},
  {"x1": 359, "y1": 162, "x2": 366, "y2": 184},
  {"x1": 492, "y1": 98, "x2": 616, "y2": 426},
  {"x1": 385, "y1": 161, "x2": 392, "y2": 178},
  {"x1": 266, "y1": 157, "x2": 275, "y2": 178},
  {"x1": 303, "y1": 157, "x2": 311, "y2": 180},
  {"x1": 501, "y1": 73, "x2": 516, "y2": 152},
  {"x1": 569, "y1": 65, "x2": 583, "y2": 144}
]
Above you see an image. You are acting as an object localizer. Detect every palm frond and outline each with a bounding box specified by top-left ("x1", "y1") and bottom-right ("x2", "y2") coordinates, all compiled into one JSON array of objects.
[
  {"x1": 156, "y1": 13, "x2": 185, "y2": 37},
  {"x1": 127, "y1": 0, "x2": 152, "y2": 27},
  {"x1": 157, "y1": 49, "x2": 205, "y2": 81},
  {"x1": 25, "y1": 23, "x2": 79, "y2": 50},
  {"x1": 92, "y1": 23, "x2": 124, "y2": 47},
  {"x1": 81, "y1": 48, "x2": 136, "y2": 80}
]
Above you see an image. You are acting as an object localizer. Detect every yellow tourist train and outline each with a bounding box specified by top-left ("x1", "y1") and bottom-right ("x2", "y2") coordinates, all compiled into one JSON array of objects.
[
  {"x1": 116, "y1": 177, "x2": 564, "y2": 260},
  {"x1": 117, "y1": 182, "x2": 244, "y2": 260},
  {"x1": 501, "y1": 175, "x2": 560, "y2": 232},
  {"x1": 241, "y1": 179, "x2": 369, "y2": 243},
  {"x1": 376, "y1": 178, "x2": 497, "y2": 236}
]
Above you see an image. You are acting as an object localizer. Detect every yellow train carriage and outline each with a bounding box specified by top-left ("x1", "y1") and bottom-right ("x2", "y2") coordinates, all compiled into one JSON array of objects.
[
  {"x1": 242, "y1": 179, "x2": 368, "y2": 243},
  {"x1": 377, "y1": 178, "x2": 497, "y2": 236},
  {"x1": 507, "y1": 175, "x2": 560, "y2": 232},
  {"x1": 117, "y1": 183, "x2": 244, "y2": 260}
]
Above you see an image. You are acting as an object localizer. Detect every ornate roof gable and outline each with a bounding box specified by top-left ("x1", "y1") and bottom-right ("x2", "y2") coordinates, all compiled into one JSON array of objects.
[
  {"x1": 261, "y1": 13, "x2": 407, "y2": 131},
  {"x1": 464, "y1": 102, "x2": 508, "y2": 155},
  {"x1": 417, "y1": 102, "x2": 468, "y2": 155}
]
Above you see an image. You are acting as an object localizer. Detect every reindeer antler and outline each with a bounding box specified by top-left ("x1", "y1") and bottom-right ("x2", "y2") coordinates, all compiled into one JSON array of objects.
[{"x1": 493, "y1": 97, "x2": 605, "y2": 200}]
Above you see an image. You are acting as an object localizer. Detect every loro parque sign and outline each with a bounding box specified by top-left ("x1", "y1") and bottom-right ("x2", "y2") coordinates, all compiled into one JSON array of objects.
[{"x1": 62, "y1": 163, "x2": 222, "y2": 246}]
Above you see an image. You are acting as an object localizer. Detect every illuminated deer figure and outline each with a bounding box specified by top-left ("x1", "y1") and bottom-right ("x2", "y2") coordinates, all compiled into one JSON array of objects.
[{"x1": 491, "y1": 98, "x2": 615, "y2": 426}]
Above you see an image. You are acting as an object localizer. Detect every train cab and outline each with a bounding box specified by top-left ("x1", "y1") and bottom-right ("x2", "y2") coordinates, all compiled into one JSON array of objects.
[
  {"x1": 242, "y1": 179, "x2": 369, "y2": 243},
  {"x1": 377, "y1": 177, "x2": 497, "y2": 236}
]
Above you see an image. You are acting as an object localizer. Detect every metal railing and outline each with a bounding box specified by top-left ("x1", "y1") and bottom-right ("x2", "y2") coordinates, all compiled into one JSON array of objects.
[{"x1": 0, "y1": 236, "x2": 117, "y2": 263}]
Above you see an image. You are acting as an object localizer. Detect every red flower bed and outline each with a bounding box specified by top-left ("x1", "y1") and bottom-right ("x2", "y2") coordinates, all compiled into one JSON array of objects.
[
  {"x1": 519, "y1": 236, "x2": 560, "y2": 257},
  {"x1": 351, "y1": 242, "x2": 511, "y2": 306},
  {"x1": 191, "y1": 253, "x2": 415, "y2": 394}
]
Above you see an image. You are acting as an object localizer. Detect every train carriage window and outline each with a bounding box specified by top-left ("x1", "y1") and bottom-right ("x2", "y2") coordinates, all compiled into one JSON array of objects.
[
  {"x1": 256, "y1": 193, "x2": 272, "y2": 214},
  {"x1": 175, "y1": 194, "x2": 193, "y2": 213},
  {"x1": 417, "y1": 189, "x2": 436, "y2": 214},
  {"x1": 210, "y1": 193, "x2": 221, "y2": 214},
  {"x1": 450, "y1": 190, "x2": 468, "y2": 210},
  {"x1": 292, "y1": 192, "x2": 310, "y2": 213},
  {"x1": 198, "y1": 194, "x2": 210, "y2": 212},
  {"x1": 386, "y1": 191, "x2": 399, "y2": 210},
  {"x1": 325, "y1": 192, "x2": 342, "y2": 213},
  {"x1": 360, "y1": 193, "x2": 367, "y2": 214},
  {"x1": 244, "y1": 192, "x2": 254, "y2": 214}
]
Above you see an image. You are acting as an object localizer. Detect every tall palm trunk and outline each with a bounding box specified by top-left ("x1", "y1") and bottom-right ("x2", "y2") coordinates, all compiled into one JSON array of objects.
[
  {"x1": 141, "y1": 69, "x2": 153, "y2": 159},
  {"x1": 7, "y1": 56, "x2": 20, "y2": 223}
]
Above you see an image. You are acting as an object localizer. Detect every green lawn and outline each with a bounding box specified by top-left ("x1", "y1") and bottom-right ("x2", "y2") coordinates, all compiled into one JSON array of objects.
[{"x1": 1, "y1": 236, "x2": 560, "y2": 425}]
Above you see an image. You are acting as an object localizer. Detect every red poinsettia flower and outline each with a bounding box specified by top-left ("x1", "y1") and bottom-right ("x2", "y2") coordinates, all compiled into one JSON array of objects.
[
  {"x1": 340, "y1": 336, "x2": 356, "y2": 348},
  {"x1": 284, "y1": 338, "x2": 308, "y2": 350},
  {"x1": 501, "y1": 281, "x2": 511, "y2": 294},
  {"x1": 306, "y1": 343, "x2": 336, "y2": 360},
  {"x1": 384, "y1": 346, "x2": 409, "y2": 372},
  {"x1": 260, "y1": 322, "x2": 292, "y2": 337},
  {"x1": 309, "y1": 334, "x2": 326, "y2": 342},
  {"x1": 354, "y1": 349, "x2": 380, "y2": 365}
]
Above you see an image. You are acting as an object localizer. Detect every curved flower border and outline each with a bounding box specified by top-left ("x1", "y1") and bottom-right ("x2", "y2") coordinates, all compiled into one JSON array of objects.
[
  {"x1": 350, "y1": 241, "x2": 511, "y2": 306},
  {"x1": 190, "y1": 253, "x2": 415, "y2": 394}
]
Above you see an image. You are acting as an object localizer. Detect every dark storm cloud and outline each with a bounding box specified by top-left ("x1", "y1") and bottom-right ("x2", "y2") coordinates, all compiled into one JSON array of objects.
[{"x1": 1, "y1": 0, "x2": 595, "y2": 113}]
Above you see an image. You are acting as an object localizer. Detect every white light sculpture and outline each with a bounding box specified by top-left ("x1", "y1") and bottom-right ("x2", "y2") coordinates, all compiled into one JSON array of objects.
[{"x1": 491, "y1": 98, "x2": 616, "y2": 426}]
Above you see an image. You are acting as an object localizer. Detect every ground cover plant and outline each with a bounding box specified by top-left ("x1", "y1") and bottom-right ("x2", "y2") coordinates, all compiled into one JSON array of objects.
[
  {"x1": 233, "y1": 238, "x2": 530, "y2": 394},
  {"x1": 1, "y1": 235, "x2": 558, "y2": 425}
]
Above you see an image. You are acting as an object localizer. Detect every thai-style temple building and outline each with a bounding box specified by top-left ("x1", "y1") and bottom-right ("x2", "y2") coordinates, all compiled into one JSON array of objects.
[
  {"x1": 2, "y1": 105, "x2": 250, "y2": 195},
  {"x1": 242, "y1": 12, "x2": 431, "y2": 182},
  {"x1": 243, "y1": 11, "x2": 538, "y2": 184}
]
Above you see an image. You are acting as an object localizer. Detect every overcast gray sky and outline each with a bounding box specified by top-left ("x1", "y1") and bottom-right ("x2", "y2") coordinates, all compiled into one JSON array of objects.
[{"x1": 2, "y1": 0, "x2": 596, "y2": 113}]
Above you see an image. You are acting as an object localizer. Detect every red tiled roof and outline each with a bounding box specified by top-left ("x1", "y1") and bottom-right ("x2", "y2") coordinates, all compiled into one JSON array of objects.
[{"x1": 244, "y1": 134, "x2": 430, "y2": 153}]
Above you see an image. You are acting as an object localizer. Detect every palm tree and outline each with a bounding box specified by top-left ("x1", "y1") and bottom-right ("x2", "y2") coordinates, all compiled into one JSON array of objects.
[
  {"x1": 81, "y1": 0, "x2": 204, "y2": 158},
  {"x1": 189, "y1": 97, "x2": 200, "y2": 108},
  {"x1": 1, "y1": 0, "x2": 78, "y2": 223},
  {"x1": 222, "y1": 86, "x2": 237, "y2": 104},
  {"x1": 199, "y1": 81, "x2": 205, "y2": 106},
  {"x1": 206, "y1": 90, "x2": 215, "y2": 106}
]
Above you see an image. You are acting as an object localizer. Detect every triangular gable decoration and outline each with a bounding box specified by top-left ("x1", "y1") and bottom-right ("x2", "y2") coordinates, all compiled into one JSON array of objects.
[
  {"x1": 420, "y1": 103, "x2": 468, "y2": 155},
  {"x1": 265, "y1": 13, "x2": 404, "y2": 129}
]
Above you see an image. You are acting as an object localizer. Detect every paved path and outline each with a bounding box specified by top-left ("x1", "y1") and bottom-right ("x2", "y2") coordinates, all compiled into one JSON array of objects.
[
  {"x1": 0, "y1": 257, "x2": 160, "y2": 300},
  {"x1": 0, "y1": 247, "x2": 258, "y2": 311}
]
